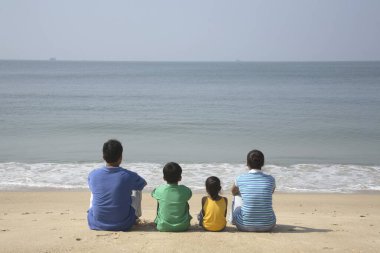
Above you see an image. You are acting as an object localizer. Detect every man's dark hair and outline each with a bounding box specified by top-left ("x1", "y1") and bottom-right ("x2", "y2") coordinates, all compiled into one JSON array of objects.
[
  {"x1": 247, "y1": 149, "x2": 265, "y2": 169},
  {"x1": 205, "y1": 176, "x2": 221, "y2": 201},
  {"x1": 163, "y1": 162, "x2": 182, "y2": 184},
  {"x1": 103, "y1": 139, "x2": 123, "y2": 164}
]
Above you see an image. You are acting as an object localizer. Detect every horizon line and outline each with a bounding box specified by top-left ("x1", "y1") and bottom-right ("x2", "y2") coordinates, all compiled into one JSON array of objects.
[{"x1": 1, "y1": 58, "x2": 380, "y2": 63}]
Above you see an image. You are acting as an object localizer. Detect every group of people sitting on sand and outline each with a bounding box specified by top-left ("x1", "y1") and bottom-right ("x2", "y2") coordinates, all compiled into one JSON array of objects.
[{"x1": 87, "y1": 139, "x2": 276, "y2": 232}]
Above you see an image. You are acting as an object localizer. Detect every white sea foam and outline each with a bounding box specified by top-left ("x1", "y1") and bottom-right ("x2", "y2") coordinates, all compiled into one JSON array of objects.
[{"x1": 0, "y1": 162, "x2": 379, "y2": 193}]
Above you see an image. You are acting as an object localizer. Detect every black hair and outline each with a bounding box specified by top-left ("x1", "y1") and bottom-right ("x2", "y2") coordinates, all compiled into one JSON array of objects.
[
  {"x1": 163, "y1": 162, "x2": 182, "y2": 184},
  {"x1": 103, "y1": 139, "x2": 123, "y2": 164},
  {"x1": 206, "y1": 176, "x2": 221, "y2": 200},
  {"x1": 247, "y1": 149, "x2": 265, "y2": 169}
]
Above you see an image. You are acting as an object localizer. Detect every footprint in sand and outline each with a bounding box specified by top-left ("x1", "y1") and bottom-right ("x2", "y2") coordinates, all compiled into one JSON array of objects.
[
  {"x1": 22, "y1": 212, "x2": 30, "y2": 215},
  {"x1": 1, "y1": 229, "x2": 10, "y2": 232},
  {"x1": 96, "y1": 232, "x2": 119, "y2": 239},
  {"x1": 96, "y1": 233, "x2": 114, "y2": 237}
]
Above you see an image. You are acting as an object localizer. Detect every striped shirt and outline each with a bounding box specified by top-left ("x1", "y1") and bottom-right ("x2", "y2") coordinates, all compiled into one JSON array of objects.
[{"x1": 235, "y1": 169, "x2": 276, "y2": 230}]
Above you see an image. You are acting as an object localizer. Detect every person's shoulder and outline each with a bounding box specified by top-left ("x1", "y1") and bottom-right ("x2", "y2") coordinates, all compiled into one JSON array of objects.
[
  {"x1": 240, "y1": 171, "x2": 251, "y2": 176},
  {"x1": 236, "y1": 172, "x2": 250, "y2": 180},
  {"x1": 179, "y1": 185, "x2": 192, "y2": 197},
  {"x1": 89, "y1": 167, "x2": 105, "y2": 176},
  {"x1": 152, "y1": 184, "x2": 168, "y2": 196},
  {"x1": 118, "y1": 167, "x2": 138, "y2": 177},
  {"x1": 154, "y1": 184, "x2": 167, "y2": 191},
  {"x1": 263, "y1": 172, "x2": 275, "y2": 180},
  {"x1": 152, "y1": 184, "x2": 162, "y2": 193},
  {"x1": 179, "y1": 184, "x2": 191, "y2": 191},
  {"x1": 152, "y1": 184, "x2": 165, "y2": 196}
]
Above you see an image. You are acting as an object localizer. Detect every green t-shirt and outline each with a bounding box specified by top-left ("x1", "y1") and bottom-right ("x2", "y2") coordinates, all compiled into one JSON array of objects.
[{"x1": 151, "y1": 184, "x2": 192, "y2": 232}]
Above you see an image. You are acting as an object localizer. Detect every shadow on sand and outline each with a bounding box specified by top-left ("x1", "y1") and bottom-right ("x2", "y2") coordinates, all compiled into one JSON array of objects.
[
  {"x1": 132, "y1": 221, "x2": 230, "y2": 233},
  {"x1": 130, "y1": 221, "x2": 332, "y2": 234},
  {"x1": 271, "y1": 224, "x2": 332, "y2": 233}
]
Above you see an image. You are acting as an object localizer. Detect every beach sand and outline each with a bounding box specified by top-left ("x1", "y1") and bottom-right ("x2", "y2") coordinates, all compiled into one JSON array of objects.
[{"x1": 0, "y1": 192, "x2": 379, "y2": 253}]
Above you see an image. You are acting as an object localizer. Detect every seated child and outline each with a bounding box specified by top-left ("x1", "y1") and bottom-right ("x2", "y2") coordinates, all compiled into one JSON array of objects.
[
  {"x1": 87, "y1": 139, "x2": 147, "y2": 231},
  {"x1": 198, "y1": 176, "x2": 227, "y2": 231},
  {"x1": 152, "y1": 162, "x2": 192, "y2": 232},
  {"x1": 230, "y1": 149, "x2": 276, "y2": 232}
]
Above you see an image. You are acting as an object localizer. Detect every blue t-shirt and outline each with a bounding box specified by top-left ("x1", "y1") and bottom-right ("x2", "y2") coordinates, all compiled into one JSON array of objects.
[
  {"x1": 235, "y1": 170, "x2": 276, "y2": 230},
  {"x1": 87, "y1": 166, "x2": 146, "y2": 231}
]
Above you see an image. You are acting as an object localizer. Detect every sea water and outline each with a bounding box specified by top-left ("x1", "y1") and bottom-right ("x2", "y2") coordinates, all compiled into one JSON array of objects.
[{"x1": 1, "y1": 61, "x2": 380, "y2": 192}]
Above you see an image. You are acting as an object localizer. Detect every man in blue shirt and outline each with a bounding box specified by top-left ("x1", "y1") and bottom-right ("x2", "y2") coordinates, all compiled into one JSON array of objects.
[{"x1": 87, "y1": 139, "x2": 147, "y2": 231}]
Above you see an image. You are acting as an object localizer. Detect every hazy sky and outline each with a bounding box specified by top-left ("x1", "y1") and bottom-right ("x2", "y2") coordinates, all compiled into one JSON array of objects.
[{"x1": 1, "y1": 0, "x2": 380, "y2": 61}]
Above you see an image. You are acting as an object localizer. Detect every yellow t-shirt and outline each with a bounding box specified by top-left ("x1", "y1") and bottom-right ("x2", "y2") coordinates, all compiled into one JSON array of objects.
[{"x1": 202, "y1": 196, "x2": 227, "y2": 231}]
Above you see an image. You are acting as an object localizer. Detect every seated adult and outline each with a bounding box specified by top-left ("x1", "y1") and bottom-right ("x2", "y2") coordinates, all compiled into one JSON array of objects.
[
  {"x1": 87, "y1": 139, "x2": 147, "y2": 231},
  {"x1": 230, "y1": 150, "x2": 276, "y2": 231}
]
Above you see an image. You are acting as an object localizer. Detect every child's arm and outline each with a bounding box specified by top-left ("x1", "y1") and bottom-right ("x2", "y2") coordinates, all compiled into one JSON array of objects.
[
  {"x1": 201, "y1": 196, "x2": 207, "y2": 216},
  {"x1": 151, "y1": 188, "x2": 160, "y2": 215},
  {"x1": 223, "y1": 197, "x2": 228, "y2": 217},
  {"x1": 151, "y1": 188, "x2": 157, "y2": 199}
]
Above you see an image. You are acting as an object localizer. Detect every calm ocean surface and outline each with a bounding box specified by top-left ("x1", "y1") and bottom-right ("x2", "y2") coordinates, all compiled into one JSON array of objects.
[{"x1": 0, "y1": 60, "x2": 379, "y2": 192}]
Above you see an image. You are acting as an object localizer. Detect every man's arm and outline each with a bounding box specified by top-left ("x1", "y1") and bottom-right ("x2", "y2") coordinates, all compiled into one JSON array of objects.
[{"x1": 133, "y1": 173, "x2": 147, "y2": 191}]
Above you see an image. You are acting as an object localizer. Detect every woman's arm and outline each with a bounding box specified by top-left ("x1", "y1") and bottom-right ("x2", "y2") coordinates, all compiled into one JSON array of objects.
[{"x1": 231, "y1": 183, "x2": 240, "y2": 196}]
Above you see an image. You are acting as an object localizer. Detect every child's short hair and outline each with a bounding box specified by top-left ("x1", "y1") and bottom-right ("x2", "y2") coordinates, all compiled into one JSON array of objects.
[
  {"x1": 163, "y1": 162, "x2": 182, "y2": 184},
  {"x1": 103, "y1": 139, "x2": 123, "y2": 163},
  {"x1": 247, "y1": 150, "x2": 264, "y2": 169},
  {"x1": 206, "y1": 176, "x2": 221, "y2": 200}
]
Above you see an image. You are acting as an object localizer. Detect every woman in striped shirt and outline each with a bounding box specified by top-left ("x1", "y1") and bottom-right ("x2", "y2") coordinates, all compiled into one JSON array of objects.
[{"x1": 230, "y1": 150, "x2": 276, "y2": 231}]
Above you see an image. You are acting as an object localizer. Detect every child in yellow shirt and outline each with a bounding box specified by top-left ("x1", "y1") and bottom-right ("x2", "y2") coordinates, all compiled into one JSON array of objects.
[{"x1": 197, "y1": 176, "x2": 228, "y2": 231}]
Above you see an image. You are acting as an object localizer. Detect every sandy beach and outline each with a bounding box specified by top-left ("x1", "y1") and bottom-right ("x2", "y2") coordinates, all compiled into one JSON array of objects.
[{"x1": 0, "y1": 192, "x2": 379, "y2": 253}]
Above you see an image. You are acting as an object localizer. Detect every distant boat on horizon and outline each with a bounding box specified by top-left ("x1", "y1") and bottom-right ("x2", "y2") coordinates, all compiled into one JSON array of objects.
[{"x1": 49, "y1": 57, "x2": 57, "y2": 61}]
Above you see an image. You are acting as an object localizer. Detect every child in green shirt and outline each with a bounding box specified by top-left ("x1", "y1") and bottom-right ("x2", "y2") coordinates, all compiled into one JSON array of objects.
[{"x1": 151, "y1": 162, "x2": 192, "y2": 232}]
